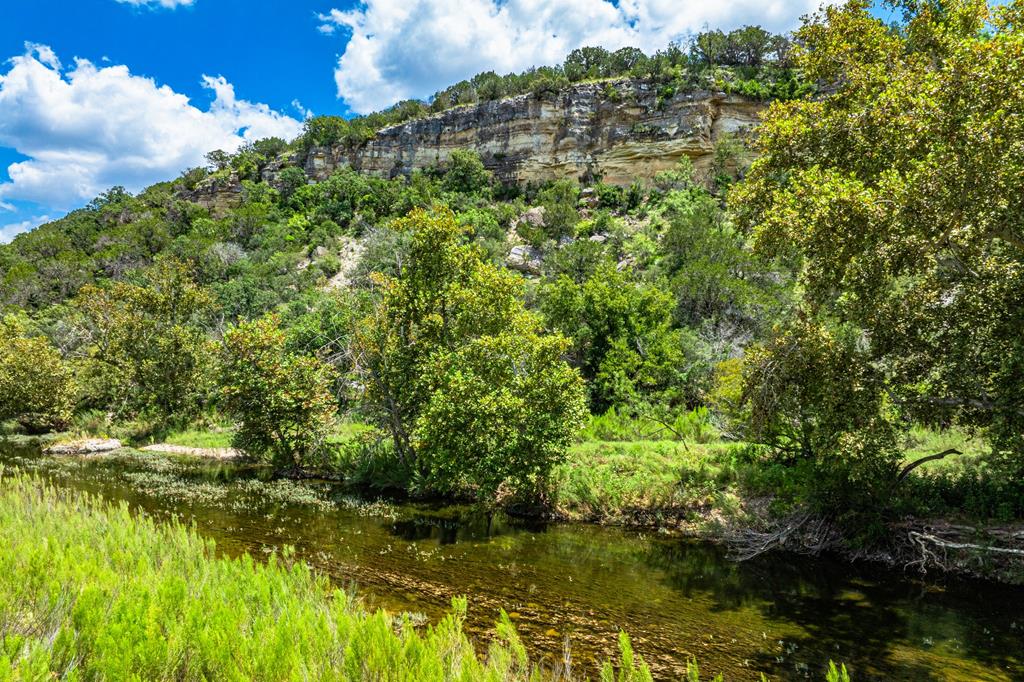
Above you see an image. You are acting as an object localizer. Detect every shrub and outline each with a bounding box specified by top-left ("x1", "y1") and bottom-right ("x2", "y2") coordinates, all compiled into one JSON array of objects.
[
  {"x1": 220, "y1": 315, "x2": 338, "y2": 469},
  {"x1": 0, "y1": 316, "x2": 76, "y2": 432},
  {"x1": 354, "y1": 208, "x2": 587, "y2": 501}
]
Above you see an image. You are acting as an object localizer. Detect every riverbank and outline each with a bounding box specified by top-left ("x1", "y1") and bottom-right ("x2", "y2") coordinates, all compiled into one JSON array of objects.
[
  {"x1": 0, "y1": 470, "x2": 864, "y2": 681},
  {"x1": 0, "y1": 471, "x2": 651, "y2": 680},
  {"x1": 14, "y1": 424, "x2": 1024, "y2": 586},
  {"x1": 4, "y1": 442, "x2": 1022, "y2": 679}
]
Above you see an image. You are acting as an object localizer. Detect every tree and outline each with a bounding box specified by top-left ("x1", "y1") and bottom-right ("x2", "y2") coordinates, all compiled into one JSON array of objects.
[
  {"x1": 541, "y1": 263, "x2": 703, "y2": 411},
  {"x1": 731, "y1": 0, "x2": 1024, "y2": 473},
  {"x1": 726, "y1": 26, "x2": 774, "y2": 67},
  {"x1": 563, "y1": 46, "x2": 612, "y2": 82},
  {"x1": 220, "y1": 315, "x2": 337, "y2": 468},
  {"x1": 0, "y1": 316, "x2": 76, "y2": 432},
  {"x1": 537, "y1": 180, "x2": 580, "y2": 241},
  {"x1": 440, "y1": 149, "x2": 492, "y2": 196},
  {"x1": 71, "y1": 259, "x2": 215, "y2": 422},
  {"x1": 354, "y1": 208, "x2": 586, "y2": 500},
  {"x1": 735, "y1": 315, "x2": 902, "y2": 521}
]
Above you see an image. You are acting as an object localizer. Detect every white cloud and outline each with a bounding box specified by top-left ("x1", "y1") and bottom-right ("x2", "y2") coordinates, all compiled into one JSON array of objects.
[
  {"x1": 0, "y1": 44, "x2": 303, "y2": 212},
  {"x1": 321, "y1": 0, "x2": 826, "y2": 114},
  {"x1": 115, "y1": 0, "x2": 196, "y2": 9},
  {"x1": 0, "y1": 215, "x2": 50, "y2": 244}
]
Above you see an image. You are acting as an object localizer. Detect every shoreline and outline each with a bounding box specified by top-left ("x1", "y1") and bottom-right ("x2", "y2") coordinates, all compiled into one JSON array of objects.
[{"x1": 5, "y1": 433, "x2": 1023, "y2": 587}]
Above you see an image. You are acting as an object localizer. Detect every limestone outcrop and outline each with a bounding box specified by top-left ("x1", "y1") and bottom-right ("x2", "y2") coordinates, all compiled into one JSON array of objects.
[
  {"x1": 186, "y1": 78, "x2": 765, "y2": 213},
  {"x1": 302, "y1": 79, "x2": 763, "y2": 186}
]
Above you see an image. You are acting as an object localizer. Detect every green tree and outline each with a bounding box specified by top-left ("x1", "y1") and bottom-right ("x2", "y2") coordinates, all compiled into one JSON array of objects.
[
  {"x1": 220, "y1": 315, "x2": 337, "y2": 468},
  {"x1": 440, "y1": 149, "x2": 492, "y2": 196},
  {"x1": 732, "y1": 0, "x2": 1024, "y2": 473},
  {"x1": 541, "y1": 263, "x2": 703, "y2": 411},
  {"x1": 354, "y1": 208, "x2": 586, "y2": 500},
  {"x1": 537, "y1": 180, "x2": 580, "y2": 241},
  {"x1": 0, "y1": 316, "x2": 76, "y2": 432},
  {"x1": 71, "y1": 259, "x2": 215, "y2": 422},
  {"x1": 736, "y1": 315, "x2": 902, "y2": 523}
]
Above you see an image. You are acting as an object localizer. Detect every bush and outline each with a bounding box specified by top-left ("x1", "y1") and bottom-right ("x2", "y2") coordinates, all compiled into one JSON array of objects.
[
  {"x1": 69, "y1": 259, "x2": 216, "y2": 423},
  {"x1": 0, "y1": 316, "x2": 76, "y2": 432},
  {"x1": 220, "y1": 315, "x2": 338, "y2": 468},
  {"x1": 537, "y1": 180, "x2": 580, "y2": 240}
]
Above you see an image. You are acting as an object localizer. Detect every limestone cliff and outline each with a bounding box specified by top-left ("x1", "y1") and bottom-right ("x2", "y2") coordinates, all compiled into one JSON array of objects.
[
  {"x1": 301, "y1": 79, "x2": 764, "y2": 186},
  {"x1": 188, "y1": 79, "x2": 765, "y2": 212}
]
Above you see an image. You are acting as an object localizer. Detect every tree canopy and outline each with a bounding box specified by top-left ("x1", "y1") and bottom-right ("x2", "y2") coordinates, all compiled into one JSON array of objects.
[{"x1": 733, "y1": 0, "x2": 1024, "y2": 474}]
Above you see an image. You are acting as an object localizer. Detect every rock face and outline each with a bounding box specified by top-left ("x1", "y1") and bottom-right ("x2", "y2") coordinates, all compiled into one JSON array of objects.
[
  {"x1": 185, "y1": 79, "x2": 766, "y2": 214},
  {"x1": 302, "y1": 79, "x2": 764, "y2": 186}
]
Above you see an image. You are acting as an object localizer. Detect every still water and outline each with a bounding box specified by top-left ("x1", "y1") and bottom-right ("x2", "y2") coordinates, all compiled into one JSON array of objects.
[{"x1": 1, "y1": 442, "x2": 1021, "y2": 681}]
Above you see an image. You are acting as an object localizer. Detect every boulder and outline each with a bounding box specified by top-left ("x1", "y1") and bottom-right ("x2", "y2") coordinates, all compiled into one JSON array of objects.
[{"x1": 507, "y1": 245, "x2": 543, "y2": 275}]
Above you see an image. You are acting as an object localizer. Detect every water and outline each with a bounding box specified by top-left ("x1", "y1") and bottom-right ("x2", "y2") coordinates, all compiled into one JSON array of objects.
[{"x1": 2, "y1": 442, "x2": 1022, "y2": 681}]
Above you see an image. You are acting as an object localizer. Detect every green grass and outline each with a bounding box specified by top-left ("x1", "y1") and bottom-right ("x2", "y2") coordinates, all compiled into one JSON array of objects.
[
  {"x1": 162, "y1": 427, "x2": 235, "y2": 449},
  {"x1": 163, "y1": 421, "x2": 374, "y2": 452},
  {"x1": 901, "y1": 426, "x2": 988, "y2": 470},
  {"x1": 549, "y1": 440, "x2": 749, "y2": 523},
  {"x1": 0, "y1": 471, "x2": 665, "y2": 681}
]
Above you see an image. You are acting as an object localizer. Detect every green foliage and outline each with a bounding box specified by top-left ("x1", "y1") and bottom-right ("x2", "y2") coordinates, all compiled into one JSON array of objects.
[
  {"x1": 737, "y1": 315, "x2": 901, "y2": 524},
  {"x1": 732, "y1": 0, "x2": 1024, "y2": 477},
  {"x1": 220, "y1": 315, "x2": 338, "y2": 468},
  {"x1": 281, "y1": 289, "x2": 365, "y2": 406},
  {"x1": 654, "y1": 178, "x2": 787, "y2": 336},
  {"x1": 0, "y1": 473, "x2": 666, "y2": 681},
  {"x1": 541, "y1": 263, "x2": 706, "y2": 411},
  {"x1": 69, "y1": 259, "x2": 215, "y2": 423},
  {"x1": 537, "y1": 179, "x2": 580, "y2": 241},
  {"x1": 354, "y1": 208, "x2": 586, "y2": 501},
  {"x1": 0, "y1": 316, "x2": 76, "y2": 432},
  {"x1": 438, "y1": 149, "x2": 492, "y2": 196}
]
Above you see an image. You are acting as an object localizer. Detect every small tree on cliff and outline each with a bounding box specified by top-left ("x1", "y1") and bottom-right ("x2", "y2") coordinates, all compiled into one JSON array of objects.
[{"x1": 354, "y1": 208, "x2": 587, "y2": 501}]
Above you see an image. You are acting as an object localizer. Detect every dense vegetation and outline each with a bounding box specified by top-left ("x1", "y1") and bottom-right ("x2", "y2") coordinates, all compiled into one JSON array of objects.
[{"x1": 2, "y1": 2, "x2": 1023, "y2": 560}]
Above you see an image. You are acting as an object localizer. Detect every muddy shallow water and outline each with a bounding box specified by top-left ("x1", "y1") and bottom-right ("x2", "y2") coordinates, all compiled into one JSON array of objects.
[{"x1": 2, "y1": 442, "x2": 1022, "y2": 681}]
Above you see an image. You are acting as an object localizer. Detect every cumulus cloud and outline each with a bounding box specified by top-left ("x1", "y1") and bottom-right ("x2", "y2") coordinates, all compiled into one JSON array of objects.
[
  {"x1": 320, "y1": 0, "x2": 826, "y2": 114},
  {"x1": 0, "y1": 43, "x2": 302, "y2": 212},
  {"x1": 115, "y1": 0, "x2": 196, "y2": 8},
  {"x1": 0, "y1": 215, "x2": 51, "y2": 244}
]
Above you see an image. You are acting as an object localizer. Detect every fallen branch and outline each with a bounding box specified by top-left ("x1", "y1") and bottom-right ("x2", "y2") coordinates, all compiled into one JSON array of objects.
[
  {"x1": 897, "y1": 448, "x2": 962, "y2": 482},
  {"x1": 909, "y1": 531, "x2": 1024, "y2": 557},
  {"x1": 729, "y1": 512, "x2": 814, "y2": 561}
]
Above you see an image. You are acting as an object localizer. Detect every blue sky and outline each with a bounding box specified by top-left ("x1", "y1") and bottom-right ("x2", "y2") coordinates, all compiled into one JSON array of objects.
[{"x1": 1, "y1": 0, "x2": 840, "y2": 242}]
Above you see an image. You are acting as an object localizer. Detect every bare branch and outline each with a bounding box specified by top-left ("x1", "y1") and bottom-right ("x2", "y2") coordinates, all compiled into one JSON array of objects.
[{"x1": 896, "y1": 448, "x2": 962, "y2": 482}]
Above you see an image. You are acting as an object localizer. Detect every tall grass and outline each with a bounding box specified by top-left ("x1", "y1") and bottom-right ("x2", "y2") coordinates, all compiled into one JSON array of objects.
[
  {"x1": 0, "y1": 470, "x2": 650, "y2": 680},
  {"x1": 578, "y1": 407, "x2": 720, "y2": 444}
]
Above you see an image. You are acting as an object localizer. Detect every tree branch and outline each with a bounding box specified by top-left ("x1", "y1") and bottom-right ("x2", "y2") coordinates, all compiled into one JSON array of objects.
[{"x1": 897, "y1": 448, "x2": 962, "y2": 482}]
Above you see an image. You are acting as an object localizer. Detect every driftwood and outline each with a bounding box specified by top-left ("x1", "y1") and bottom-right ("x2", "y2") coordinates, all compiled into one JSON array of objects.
[
  {"x1": 726, "y1": 512, "x2": 842, "y2": 561},
  {"x1": 904, "y1": 523, "x2": 1024, "y2": 576}
]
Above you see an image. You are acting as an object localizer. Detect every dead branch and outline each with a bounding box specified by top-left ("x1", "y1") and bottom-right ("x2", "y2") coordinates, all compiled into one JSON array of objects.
[
  {"x1": 909, "y1": 531, "x2": 1024, "y2": 557},
  {"x1": 896, "y1": 448, "x2": 962, "y2": 482}
]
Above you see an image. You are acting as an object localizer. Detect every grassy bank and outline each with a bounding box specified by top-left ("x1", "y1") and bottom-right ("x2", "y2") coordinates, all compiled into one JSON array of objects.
[
  {"x1": 0, "y1": 471, "x2": 855, "y2": 681},
  {"x1": 0, "y1": 471, "x2": 645, "y2": 680}
]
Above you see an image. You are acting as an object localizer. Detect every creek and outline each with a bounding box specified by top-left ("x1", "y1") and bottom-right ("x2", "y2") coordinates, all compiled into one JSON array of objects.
[{"x1": 1, "y1": 442, "x2": 1021, "y2": 681}]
